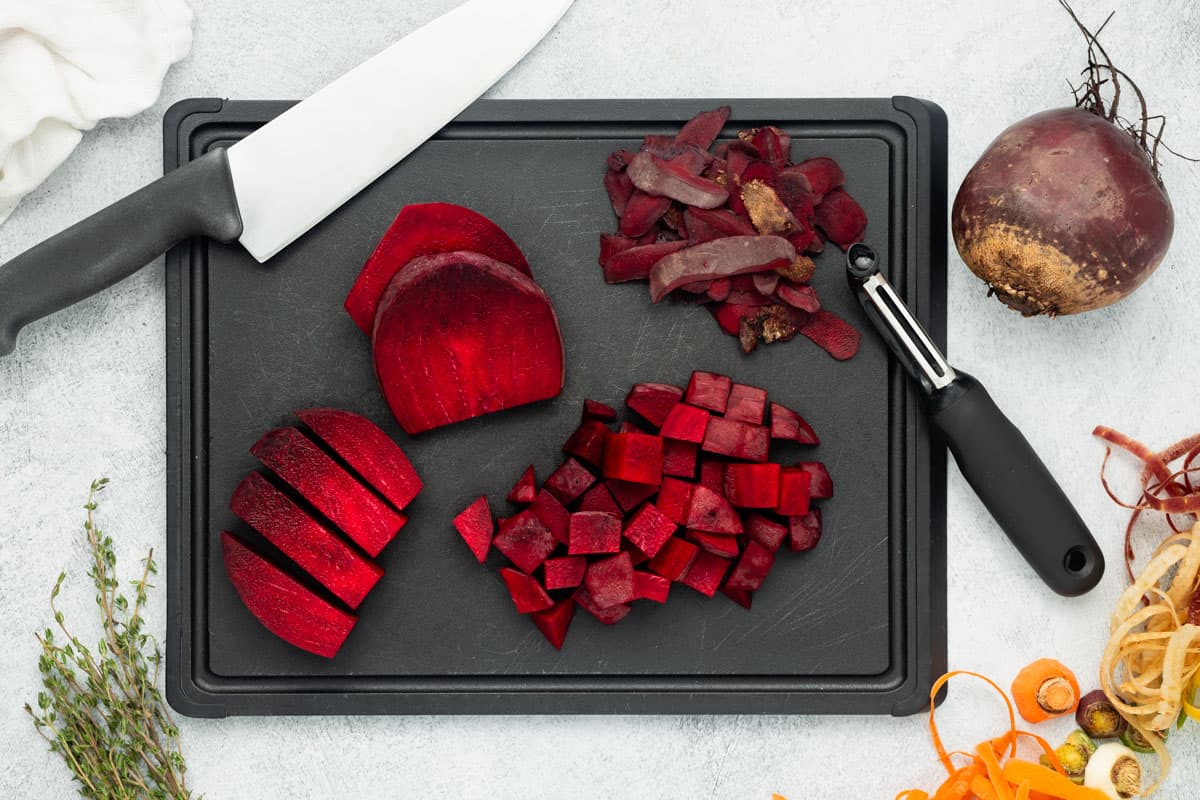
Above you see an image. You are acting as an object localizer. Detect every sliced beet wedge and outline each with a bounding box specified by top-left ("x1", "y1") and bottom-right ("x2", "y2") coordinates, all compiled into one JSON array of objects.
[
  {"x1": 507, "y1": 466, "x2": 537, "y2": 504},
  {"x1": 563, "y1": 421, "x2": 609, "y2": 467},
  {"x1": 625, "y1": 382, "x2": 683, "y2": 428},
  {"x1": 681, "y1": 551, "x2": 730, "y2": 597},
  {"x1": 530, "y1": 488, "x2": 570, "y2": 544},
  {"x1": 221, "y1": 531, "x2": 357, "y2": 659},
  {"x1": 770, "y1": 402, "x2": 819, "y2": 445},
  {"x1": 619, "y1": 191, "x2": 672, "y2": 237},
  {"x1": 582, "y1": 399, "x2": 618, "y2": 422},
  {"x1": 578, "y1": 483, "x2": 622, "y2": 516},
  {"x1": 724, "y1": 540, "x2": 776, "y2": 592},
  {"x1": 230, "y1": 473, "x2": 383, "y2": 609},
  {"x1": 689, "y1": 530, "x2": 740, "y2": 558},
  {"x1": 794, "y1": 461, "x2": 833, "y2": 499},
  {"x1": 372, "y1": 251, "x2": 564, "y2": 435},
  {"x1": 745, "y1": 513, "x2": 788, "y2": 552},
  {"x1": 531, "y1": 598, "x2": 576, "y2": 649},
  {"x1": 633, "y1": 571, "x2": 671, "y2": 603},
  {"x1": 499, "y1": 568, "x2": 554, "y2": 614},
  {"x1": 344, "y1": 202, "x2": 529, "y2": 334},
  {"x1": 788, "y1": 508, "x2": 823, "y2": 552},
  {"x1": 250, "y1": 427, "x2": 405, "y2": 558},
  {"x1": 295, "y1": 408, "x2": 423, "y2": 511},
  {"x1": 792, "y1": 157, "x2": 845, "y2": 202},
  {"x1": 453, "y1": 495, "x2": 494, "y2": 563},
  {"x1": 686, "y1": 484, "x2": 743, "y2": 534}
]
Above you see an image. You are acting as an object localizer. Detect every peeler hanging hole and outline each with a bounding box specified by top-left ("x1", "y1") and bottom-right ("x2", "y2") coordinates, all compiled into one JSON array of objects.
[{"x1": 1063, "y1": 546, "x2": 1088, "y2": 574}]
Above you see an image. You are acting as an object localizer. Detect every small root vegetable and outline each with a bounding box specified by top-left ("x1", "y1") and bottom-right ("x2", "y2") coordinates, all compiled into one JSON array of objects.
[{"x1": 1012, "y1": 658, "x2": 1080, "y2": 723}]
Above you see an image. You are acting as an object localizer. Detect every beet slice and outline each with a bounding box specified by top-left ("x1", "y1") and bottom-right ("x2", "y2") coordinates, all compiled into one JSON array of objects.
[
  {"x1": 544, "y1": 556, "x2": 588, "y2": 590},
  {"x1": 625, "y1": 382, "x2": 683, "y2": 427},
  {"x1": 531, "y1": 598, "x2": 576, "y2": 649},
  {"x1": 563, "y1": 420, "x2": 609, "y2": 467},
  {"x1": 689, "y1": 530, "x2": 740, "y2": 558},
  {"x1": 544, "y1": 457, "x2": 596, "y2": 504},
  {"x1": 602, "y1": 432, "x2": 664, "y2": 486},
  {"x1": 655, "y1": 478, "x2": 694, "y2": 525},
  {"x1": 658, "y1": 403, "x2": 711, "y2": 444},
  {"x1": 574, "y1": 585, "x2": 631, "y2": 625},
  {"x1": 769, "y1": 402, "x2": 819, "y2": 445},
  {"x1": 627, "y1": 152, "x2": 729, "y2": 209},
  {"x1": 775, "y1": 280, "x2": 820, "y2": 313},
  {"x1": 221, "y1": 531, "x2": 357, "y2": 659},
  {"x1": 724, "y1": 540, "x2": 776, "y2": 592},
  {"x1": 493, "y1": 510, "x2": 557, "y2": 574},
  {"x1": 647, "y1": 537, "x2": 700, "y2": 581},
  {"x1": 724, "y1": 384, "x2": 767, "y2": 424},
  {"x1": 721, "y1": 586, "x2": 753, "y2": 609},
  {"x1": 648, "y1": 236, "x2": 796, "y2": 302},
  {"x1": 602, "y1": 239, "x2": 689, "y2": 284},
  {"x1": 793, "y1": 157, "x2": 845, "y2": 202},
  {"x1": 812, "y1": 188, "x2": 867, "y2": 249},
  {"x1": 343, "y1": 203, "x2": 531, "y2": 335},
  {"x1": 507, "y1": 466, "x2": 537, "y2": 504},
  {"x1": 372, "y1": 251, "x2": 564, "y2": 434},
  {"x1": 530, "y1": 488, "x2": 570, "y2": 544},
  {"x1": 686, "y1": 484, "x2": 743, "y2": 534},
  {"x1": 619, "y1": 191, "x2": 672, "y2": 237},
  {"x1": 295, "y1": 408, "x2": 423, "y2": 511},
  {"x1": 788, "y1": 508, "x2": 823, "y2": 552},
  {"x1": 794, "y1": 461, "x2": 833, "y2": 499},
  {"x1": 698, "y1": 460, "x2": 726, "y2": 492},
  {"x1": 681, "y1": 550, "x2": 731, "y2": 597},
  {"x1": 230, "y1": 472, "x2": 383, "y2": 609},
  {"x1": 499, "y1": 568, "x2": 554, "y2": 614},
  {"x1": 662, "y1": 439, "x2": 698, "y2": 478},
  {"x1": 701, "y1": 417, "x2": 770, "y2": 463},
  {"x1": 684, "y1": 207, "x2": 757, "y2": 241},
  {"x1": 568, "y1": 511, "x2": 622, "y2": 555},
  {"x1": 251, "y1": 427, "x2": 405, "y2": 558},
  {"x1": 675, "y1": 105, "x2": 730, "y2": 150},
  {"x1": 453, "y1": 496, "x2": 495, "y2": 564},
  {"x1": 776, "y1": 167, "x2": 816, "y2": 220},
  {"x1": 584, "y1": 552, "x2": 636, "y2": 609},
  {"x1": 724, "y1": 463, "x2": 782, "y2": 508},
  {"x1": 582, "y1": 399, "x2": 617, "y2": 422},
  {"x1": 606, "y1": 479, "x2": 657, "y2": 513},
  {"x1": 777, "y1": 467, "x2": 813, "y2": 516},
  {"x1": 633, "y1": 571, "x2": 671, "y2": 603},
  {"x1": 685, "y1": 371, "x2": 732, "y2": 413},
  {"x1": 604, "y1": 169, "x2": 635, "y2": 217},
  {"x1": 578, "y1": 483, "x2": 622, "y2": 517},
  {"x1": 622, "y1": 502, "x2": 677, "y2": 558},
  {"x1": 751, "y1": 126, "x2": 791, "y2": 170},
  {"x1": 745, "y1": 513, "x2": 788, "y2": 553}
]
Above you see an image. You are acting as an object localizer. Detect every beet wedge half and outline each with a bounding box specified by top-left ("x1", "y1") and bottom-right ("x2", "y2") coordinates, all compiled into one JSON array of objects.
[
  {"x1": 372, "y1": 251, "x2": 565, "y2": 435},
  {"x1": 251, "y1": 426, "x2": 406, "y2": 558},
  {"x1": 295, "y1": 408, "x2": 422, "y2": 511},
  {"x1": 343, "y1": 202, "x2": 530, "y2": 334},
  {"x1": 230, "y1": 472, "x2": 383, "y2": 609},
  {"x1": 221, "y1": 531, "x2": 357, "y2": 659}
]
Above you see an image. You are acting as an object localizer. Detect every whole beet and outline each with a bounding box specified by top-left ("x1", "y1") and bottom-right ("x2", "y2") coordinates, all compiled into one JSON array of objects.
[{"x1": 953, "y1": 107, "x2": 1173, "y2": 316}]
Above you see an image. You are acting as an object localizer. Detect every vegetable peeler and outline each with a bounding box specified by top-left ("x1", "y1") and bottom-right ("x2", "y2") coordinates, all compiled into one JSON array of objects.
[{"x1": 845, "y1": 243, "x2": 1104, "y2": 596}]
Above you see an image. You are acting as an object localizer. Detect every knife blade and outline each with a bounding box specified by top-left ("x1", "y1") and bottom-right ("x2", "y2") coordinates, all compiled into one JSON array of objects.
[{"x1": 0, "y1": 0, "x2": 574, "y2": 357}]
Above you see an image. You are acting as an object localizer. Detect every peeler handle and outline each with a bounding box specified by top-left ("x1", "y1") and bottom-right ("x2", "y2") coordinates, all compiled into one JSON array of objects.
[{"x1": 927, "y1": 371, "x2": 1104, "y2": 596}]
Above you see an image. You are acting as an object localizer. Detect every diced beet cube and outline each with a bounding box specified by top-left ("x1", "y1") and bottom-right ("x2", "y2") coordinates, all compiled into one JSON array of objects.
[
  {"x1": 531, "y1": 598, "x2": 576, "y2": 649},
  {"x1": 563, "y1": 420, "x2": 609, "y2": 467},
  {"x1": 656, "y1": 478, "x2": 694, "y2": 525},
  {"x1": 568, "y1": 511, "x2": 622, "y2": 555},
  {"x1": 453, "y1": 495, "x2": 495, "y2": 564},
  {"x1": 606, "y1": 479, "x2": 657, "y2": 512},
  {"x1": 602, "y1": 432, "x2": 664, "y2": 486},
  {"x1": 689, "y1": 530, "x2": 740, "y2": 558},
  {"x1": 506, "y1": 465, "x2": 537, "y2": 504},
  {"x1": 618, "y1": 420, "x2": 649, "y2": 434},
  {"x1": 662, "y1": 439, "x2": 698, "y2": 478},
  {"x1": 724, "y1": 463, "x2": 782, "y2": 508},
  {"x1": 578, "y1": 483, "x2": 622, "y2": 516},
  {"x1": 625, "y1": 382, "x2": 683, "y2": 428},
  {"x1": 530, "y1": 489, "x2": 570, "y2": 544},
  {"x1": 724, "y1": 540, "x2": 776, "y2": 592},
  {"x1": 776, "y1": 467, "x2": 812, "y2": 516},
  {"x1": 698, "y1": 459, "x2": 726, "y2": 492},
  {"x1": 499, "y1": 568, "x2": 554, "y2": 614},
  {"x1": 574, "y1": 585, "x2": 632, "y2": 625},
  {"x1": 681, "y1": 551, "x2": 731, "y2": 597},
  {"x1": 701, "y1": 417, "x2": 770, "y2": 463},
  {"x1": 493, "y1": 510, "x2": 557, "y2": 574},
  {"x1": 658, "y1": 403, "x2": 711, "y2": 444},
  {"x1": 724, "y1": 384, "x2": 768, "y2": 424},
  {"x1": 545, "y1": 457, "x2": 596, "y2": 504},
  {"x1": 584, "y1": 552, "x2": 636, "y2": 609},
  {"x1": 582, "y1": 399, "x2": 617, "y2": 422},
  {"x1": 721, "y1": 585, "x2": 753, "y2": 609},
  {"x1": 789, "y1": 508, "x2": 823, "y2": 552},
  {"x1": 685, "y1": 370, "x2": 732, "y2": 413},
  {"x1": 647, "y1": 537, "x2": 700, "y2": 581},
  {"x1": 544, "y1": 556, "x2": 587, "y2": 590},
  {"x1": 686, "y1": 484, "x2": 743, "y2": 534},
  {"x1": 745, "y1": 513, "x2": 787, "y2": 552},
  {"x1": 633, "y1": 571, "x2": 671, "y2": 603},
  {"x1": 769, "y1": 402, "x2": 819, "y2": 445},
  {"x1": 793, "y1": 461, "x2": 833, "y2": 498},
  {"x1": 622, "y1": 503, "x2": 677, "y2": 558}
]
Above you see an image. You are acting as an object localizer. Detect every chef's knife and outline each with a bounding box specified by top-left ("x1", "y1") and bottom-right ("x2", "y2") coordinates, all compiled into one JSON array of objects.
[
  {"x1": 845, "y1": 243, "x2": 1104, "y2": 596},
  {"x1": 0, "y1": 0, "x2": 575, "y2": 357}
]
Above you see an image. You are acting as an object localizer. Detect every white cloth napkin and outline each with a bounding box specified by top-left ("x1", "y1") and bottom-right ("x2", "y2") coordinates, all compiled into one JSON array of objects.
[{"x1": 0, "y1": 0, "x2": 193, "y2": 224}]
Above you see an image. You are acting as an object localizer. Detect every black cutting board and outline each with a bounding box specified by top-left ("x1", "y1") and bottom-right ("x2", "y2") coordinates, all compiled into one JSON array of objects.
[{"x1": 164, "y1": 98, "x2": 947, "y2": 717}]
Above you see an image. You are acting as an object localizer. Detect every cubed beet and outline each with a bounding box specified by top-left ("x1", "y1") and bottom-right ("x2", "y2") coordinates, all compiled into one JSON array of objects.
[
  {"x1": 602, "y1": 432, "x2": 664, "y2": 486},
  {"x1": 721, "y1": 586, "x2": 753, "y2": 609},
  {"x1": 545, "y1": 457, "x2": 597, "y2": 504},
  {"x1": 563, "y1": 420, "x2": 609, "y2": 467},
  {"x1": 724, "y1": 540, "x2": 776, "y2": 592},
  {"x1": 681, "y1": 551, "x2": 731, "y2": 597},
  {"x1": 776, "y1": 467, "x2": 812, "y2": 516},
  {"x1": 584, "y1": 552, "x2": 636, "y2": 609},
  {"x1": 622, "y1": 503, "x2": 677, "y2": 558},
  {"x1": 788, "y1": 508, "x2": 823, "y2": 552},
  {"x1": 544, "y1": 556, "x2": 587, "y2": 590},
  {"x1": 662, "y1": 439, "x2": 698, "y2": 478},
  {"x1": 506, "y1": 465, "x2": 537, "y2": 504},
  {"x1": 686, "y1": 484, "x2": 744, "y2": 534},
  {"x1": 698, "y1": 459, "x2": 726, "y2": 492},
  {"x1": 647, "y1": 537, "x2": 700, "y2": 581},
  {"x1": 689, "y1": 530, "x2": 741, "y2": 558},
  {"x1": 453, "y1": 495, "x2": 494, "y2": 564},
  {"x1": 769, "y1": 402, "x2": 819, "y2": 445},
  {"x1": 578, "y1": 482, "x2": 622, "y2": 516},
  {"x1": 655, "y1": 478, "x2": 694, "y2": 525},
  {"x1": 724, "y1": 384, "x2": 768, "y2": 424},
  {"x1": 499, "y1": 568, "x2": 555, "y2": 614},
  {"x1": 606, "y1": 479, "x2": 658, "y2": 512},
  {"x1": 745, "y1": 513, "x2": 788, "y2": 552},
  {"x1": 493, "y1": 510, "x2": 558, "y2": 574},
  {"x1": 568, "y1": 511, "x2": 622, "y2": 555},
  {"x1": 531, "y1": 598, "x2": 576, "y2": 649},
  {"x1": 658, "y1": 403, "x2": 711, "y2": 444},
  {"x1": 701, "y1": 417, "x2": 770, "y2": 463},
  {"x1": 724, "y1": 463, "x2": 782, "y2": 509},
  {"x1": 793, "y1": 461, "x2": 833, "y2": 498},
  {"x1": 582, "y1": 399, "x2": 618, "y2": 422},
  {"x1": 530, "y1": 488, "x2": 570, "y2": 544},
  {"x1": 574, "y1": 585, "x2": 632, "y2": 625},
  {"x1": 685, "y1": 370, "x2": 733, "y2": 413},
  {"x1": 625, "y1": 382, "x2": 683, "y2": 428},
  {"x1": 633, "y1": 571, "x2": 671, "y2": 603}
]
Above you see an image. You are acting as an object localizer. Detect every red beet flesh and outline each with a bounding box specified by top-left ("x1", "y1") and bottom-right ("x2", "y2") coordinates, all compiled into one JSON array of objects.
[
  {"x1": 649, "y1": 236, "x2": 795, "y2": 302},
  {"x1": 777, "y1": 468, "x2": 813, "y2": 516},
  {"x1": 648, "y1": 537, "x2": 701, "y2": 581},
  {"x1": 662, "y1": 439, "x2": 699, "y2": 478},
  {"x1": 568, "y1": 511, "x2": 622, "y2": 555},
  {"x1": 770, "y1": 402, "x2": 819, "y2": 445},
  {"x1": 658, "y1": 403, "x2": 711, "y2": 443},
  {"x1": 633, "y1": 571, "x2": 671, "y2": 603},
  {"x1": 622, "y1": 502, "x2": 678, "y2": 558},
  {"x1": 602, "y1": 432, "x2": 664, "y2": 486},
  {"x1": 685, "y1": 371, "x2": 733, "y2": 413},
  {"x1": 724, "y1": 463, "x2": 782, "y2": 509},
  {"x1": 507, "y1": 466, "x2": 537, "y2": 504},
  {"x1": 681, "y1": 551, "x2": 731, "y2": 597},
  {"x1": 563, "y1": 421, "x2": 609, "y2": 467},
  {"x1": 578, "y1": 483, "x2": 622, "y2": 516},
  {"x1": 544, "y1": 556, "x2": 587, "y2": 590},
  {"x1": 702, "y1": 417, "x2": 769, "y2": 462},
  {"x1": 295, "y1": 408, "x2": 423, "y2": 511},
  {"x1": 625, "y1": 382, "x2": 684, "y2": 427},
  {"x1": 453, "y1": 496, "x2": 494, "y2": 564},
  {"x1": 493, "y1": 511, "x2": 557, "y2": 574},
  {"x1": 499, "y1": 568, "x2": 554, "y2": 614},
  {"x1": 724, "y1": 383, "x2": 768, "y2": 424},
  {"x1": 788, "y1": 508, "x2": 823, "y2": 552},
  {"x1": 545, "y1": 457, "x2": 597, "y2": 504},
  {"x1": 584, "y1": 552, "x2": 636, "y2": 608},
  {"x1": 531, "y1": 599, "x2": 576, "y2": 649}
]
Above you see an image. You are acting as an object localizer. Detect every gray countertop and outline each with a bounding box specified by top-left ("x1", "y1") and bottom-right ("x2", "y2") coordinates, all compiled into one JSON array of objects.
[{"x1": 2, "y1": 0, "x2": 1198, "y2": 796}]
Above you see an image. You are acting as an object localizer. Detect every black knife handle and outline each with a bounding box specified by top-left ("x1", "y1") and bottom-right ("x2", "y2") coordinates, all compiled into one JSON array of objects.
[
  {"x1": 0, "y1": 147, "x2": 243, "y2": 357},
  {"x1": 928, "y1": 371, "x2": 1104, "y2": 596}
]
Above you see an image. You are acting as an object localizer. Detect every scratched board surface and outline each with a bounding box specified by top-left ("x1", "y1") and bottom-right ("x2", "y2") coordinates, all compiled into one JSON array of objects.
[{"x1": 165, "y1": 99, "x2": 947, "y2": 715}]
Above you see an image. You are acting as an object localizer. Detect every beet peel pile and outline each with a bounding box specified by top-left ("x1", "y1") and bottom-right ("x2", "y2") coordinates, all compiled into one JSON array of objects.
[
  {"x1": 600, "y1": 106, "x2": 864, "y2": 359},
  {"x1": 453, "y1": 372, "x2": 832, "y2": 650}
]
